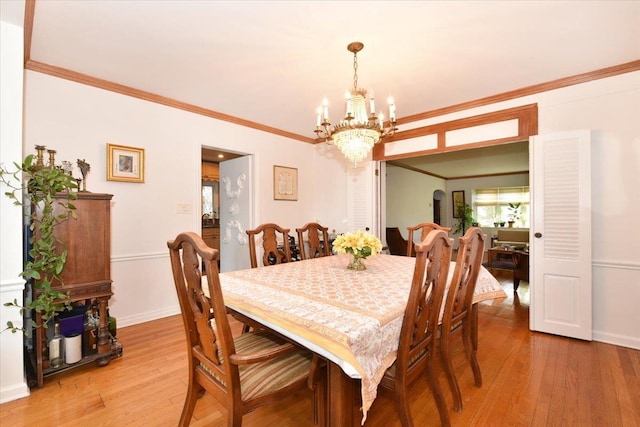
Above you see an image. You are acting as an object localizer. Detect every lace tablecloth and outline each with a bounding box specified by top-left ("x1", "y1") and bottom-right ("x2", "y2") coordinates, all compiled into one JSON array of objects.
[{"x1": 219, "y1": 253, "x2": 506, "y2": 421}]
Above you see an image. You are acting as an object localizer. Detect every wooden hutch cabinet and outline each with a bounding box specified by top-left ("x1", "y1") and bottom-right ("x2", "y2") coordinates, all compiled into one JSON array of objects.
[
  {"x1": 202, "y1": 226, "x2": 220, "y2": 252},
  {"x1": 29, "y1": 192, "x2": 117, "y2": 387}
]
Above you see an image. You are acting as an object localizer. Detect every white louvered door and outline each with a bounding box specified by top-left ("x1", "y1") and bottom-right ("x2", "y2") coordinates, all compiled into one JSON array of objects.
[
  {"x1": 347, "y1": 161, "x2": 378, "y2": 236},
  {"x1": 530, "y1": 130, "x2": 592, "y2": 340}
]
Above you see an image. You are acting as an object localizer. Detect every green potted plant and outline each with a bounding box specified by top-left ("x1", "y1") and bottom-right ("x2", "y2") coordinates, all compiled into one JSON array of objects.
[
  {"x1": 453, "y1": 203, "x2": 476, "y2": 235},
  {"x1": 1, "y1": 148, "x2": 78, "y2": 332},
  {"x1": 508, "y1": 202, "x2": 521, "y2": 228}
]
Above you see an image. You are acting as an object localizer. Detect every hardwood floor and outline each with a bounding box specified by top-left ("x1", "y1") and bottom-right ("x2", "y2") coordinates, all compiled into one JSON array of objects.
[{"x1": 2, "y1": 273, "x2": 639, "y2": 426}]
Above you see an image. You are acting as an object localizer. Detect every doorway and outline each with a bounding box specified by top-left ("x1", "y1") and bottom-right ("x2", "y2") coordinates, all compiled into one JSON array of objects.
[
  {"x1": 201, "y1": 146, "x2": 248, "y2": 269},
  {"x1": 433, "y1": 189, "x2": 446, "y2": 225},
  {"x1": 382, "y1": 142, "x2": 531, "y2": 316}
]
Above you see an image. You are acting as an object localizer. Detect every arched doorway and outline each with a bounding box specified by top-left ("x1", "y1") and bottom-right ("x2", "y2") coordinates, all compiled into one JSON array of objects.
[{"x1": 433, "y1": 189, "x2": 446, "y2": 225}]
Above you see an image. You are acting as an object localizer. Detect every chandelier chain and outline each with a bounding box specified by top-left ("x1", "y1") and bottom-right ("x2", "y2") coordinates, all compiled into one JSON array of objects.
[{"x1": 353, "y1": 51, "x2": 358, "y2": 90}]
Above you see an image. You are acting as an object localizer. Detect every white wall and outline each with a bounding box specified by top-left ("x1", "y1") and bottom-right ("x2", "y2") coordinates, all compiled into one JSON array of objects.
[
  {"x1": 385, "y1": 165, "x2": 446, "y2": 242},
  {"x1": 23, "y1": 71, "x2": 351, "y2": 328},
  {"x1": 0, "y1": 18, "x2": 30, "y2": 404},
  {"x1": 535, "y1": 75, "x2": 640, "y2": 349},
  {"x1": 0, "y1": 23, "x2": 23, "y2": 277},
  {"x1": 0, "y1": 17, "x2": 29, "y2": 403}
]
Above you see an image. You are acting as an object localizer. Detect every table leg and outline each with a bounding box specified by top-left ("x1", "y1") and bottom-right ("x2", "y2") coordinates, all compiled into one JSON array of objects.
[{"x1": 327, "y1": 361, "x2": 357, "y2": 427}]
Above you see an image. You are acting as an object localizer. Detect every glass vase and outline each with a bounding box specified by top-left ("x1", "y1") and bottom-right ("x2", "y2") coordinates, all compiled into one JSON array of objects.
[{"x1": 347, "y1": 254, "x2": 366, "y2": 271}]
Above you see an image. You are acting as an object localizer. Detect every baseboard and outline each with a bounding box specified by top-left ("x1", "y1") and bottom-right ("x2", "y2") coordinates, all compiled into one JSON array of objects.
[
  {"x1": 593, "y1": 330, "x2": 640, "y2": 351},
  {"x1": 0, "y1": 381, "x2": 30, "y2": 404},
  {"x1": 117, "y1": 306, "x2": 181, "y2": 329}
]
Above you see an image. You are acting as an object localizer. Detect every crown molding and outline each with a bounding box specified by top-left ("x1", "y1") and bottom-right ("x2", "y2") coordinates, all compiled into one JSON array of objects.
[{"x1": 21, "y1": 1, "x2": 640, "y2": 145}]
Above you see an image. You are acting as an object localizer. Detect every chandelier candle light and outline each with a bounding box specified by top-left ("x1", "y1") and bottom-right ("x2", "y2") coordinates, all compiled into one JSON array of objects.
[{"x1": 315, "y1": 42, "x2": 397, "y2": 165}]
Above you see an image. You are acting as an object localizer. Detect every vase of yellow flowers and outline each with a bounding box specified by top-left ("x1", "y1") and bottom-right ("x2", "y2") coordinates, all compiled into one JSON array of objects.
[{"x1": 332, "y1": 230, "x2": 383, "y2": 271}]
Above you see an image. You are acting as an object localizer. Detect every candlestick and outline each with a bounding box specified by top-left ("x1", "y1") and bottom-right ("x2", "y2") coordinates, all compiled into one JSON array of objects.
[
  {"x1": 322, "y1": 98, "x2": 329, "y2": 121},
  {"x1": 388, "y1": 97, "x2": 396, "y2": 122},
  {"x1": 369, "y1": 90, "x2": 375, "y2": 115},
  {"x1": 34, "y1": 145, "x2": 46, "y2": 168},
  {"x1": 47, "y1": 149, "x2": 56, "y2": 168}
]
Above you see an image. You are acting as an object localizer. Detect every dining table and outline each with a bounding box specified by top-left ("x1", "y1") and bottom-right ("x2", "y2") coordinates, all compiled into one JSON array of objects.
[{"x1": 218, "y1": 253, "x2": 506, "y2": 426}]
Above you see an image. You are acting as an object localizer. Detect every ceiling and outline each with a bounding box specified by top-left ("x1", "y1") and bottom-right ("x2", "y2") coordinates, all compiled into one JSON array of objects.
[
  {"x1": 202, "y1": 147, "x2": 243, "y2": 163},
  {"x1": 3, "y1": 1, "x2": 640, "y2": 176},
  {"x1": 388, "y1": 141, "x2": 530, "y2": 180}
]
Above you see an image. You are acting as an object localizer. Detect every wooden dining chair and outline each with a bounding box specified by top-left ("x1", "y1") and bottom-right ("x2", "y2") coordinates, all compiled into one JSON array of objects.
[
  {"x1": 406, "y1": 222, "x2": 452, "y2": 257},
  {"x1": 167, "y1": 232, "x2": 316, "y2": 427},
  {"x1": 385, "y1": 227, "x2": 410, "y2": 256},
  {"x1": 379, "y1": 229, "x2": 453, "y2": 427},
  {"x1": 246, "y1": 223, "x2": 292, "y2": 268},
  {"x1": 439, "y1": 227, "x2": 486, "y2": 412},
  {"x1": 296, "y1": 222, "x2": 331, "y2": 260}
]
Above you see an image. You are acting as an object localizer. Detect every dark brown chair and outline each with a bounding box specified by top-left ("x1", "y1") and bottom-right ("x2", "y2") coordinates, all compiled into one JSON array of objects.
[
  {"x1": 440, "y1": 227, "x2": 486, "y2": 412},
  {"x1": 296, "y1": 222, "x2": 331, "y2": 260},
  {"x1": 406, "y1": 222, "x2": 452, "y2": 257},
  {"x1": 379, "y1": 229, "x2": 453, "y2": 427},
  {"x1": 167, "y1": 232, "x2": 315, "y2": 427},
  {"x1": 386, "y1": 227, "x2": 410, "y2": 256},
  {"x1": 246, "y1": 223, "x2": 292, "y2": 268}
]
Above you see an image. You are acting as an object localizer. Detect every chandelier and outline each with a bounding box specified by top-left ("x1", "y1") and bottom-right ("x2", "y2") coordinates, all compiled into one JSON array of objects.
[{"x1": 314, "y1": 42, "x2": 397, "y2": 165}]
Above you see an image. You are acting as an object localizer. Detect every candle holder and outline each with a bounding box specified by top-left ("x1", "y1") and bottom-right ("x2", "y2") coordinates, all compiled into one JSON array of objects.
[
  {"x1": 35, "y1": 145, "x2": 46, "y2": 168},
  {"x1": 47, "y1": 150, "x2": 56, "y2": 168}
]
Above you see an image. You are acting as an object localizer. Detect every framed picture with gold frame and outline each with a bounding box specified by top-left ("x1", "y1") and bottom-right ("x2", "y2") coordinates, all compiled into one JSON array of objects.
[
  {"x1": 273, "y1": 165, "x2": 297, "y2": 201},
  {"x1": 452, "y1": 190, "x2": 465, "y2": 217},
  {"x1": 107, "y1": 143, "x2": 145, "y2": 183}
]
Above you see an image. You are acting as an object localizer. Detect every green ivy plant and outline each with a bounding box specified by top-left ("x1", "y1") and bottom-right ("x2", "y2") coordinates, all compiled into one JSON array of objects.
[{"x1": 1, "y1": 153, "x2": 78, "y2": 332}]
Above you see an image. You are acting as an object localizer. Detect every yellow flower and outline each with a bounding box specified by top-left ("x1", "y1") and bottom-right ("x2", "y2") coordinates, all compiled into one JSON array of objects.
[{"x1": 332, "y1": 230, "x2": 382, "y2": 258}]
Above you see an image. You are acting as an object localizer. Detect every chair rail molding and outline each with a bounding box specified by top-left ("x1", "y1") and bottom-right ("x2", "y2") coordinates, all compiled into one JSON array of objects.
[{"x1": 592, "y1": 259, "x2": 640, "y2": 270}]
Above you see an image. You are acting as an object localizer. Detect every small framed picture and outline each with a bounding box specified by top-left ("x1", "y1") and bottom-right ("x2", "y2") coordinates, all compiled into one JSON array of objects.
[
  {"x1": 107, "y1": 143, "x2": 145, "y2": 183},
  {"x1": 273, "y1": 165, "x2": 297, "y2": 201},
  {"x1": 452, "y1": 190, "x2": 465, "y2": 217}
]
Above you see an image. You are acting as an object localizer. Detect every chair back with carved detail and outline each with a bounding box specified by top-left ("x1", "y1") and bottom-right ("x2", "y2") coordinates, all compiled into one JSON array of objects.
[
  {"x1": 167, "y1": 231, "x2": 314, "y2": 427},
  {"x1": 246, "y1": 223, "x2": 292, "y2": 268},
  {"x1": 379, "y1": 229, "x2": 453, "y2": 427},
  {"x1": 296, "y1": 223, "x2": 331, "y2": 260},
  {"x1": 440, "y1": 227, "x2": 486, "y2": 413},
  {"x1": 406, "y1": 222, "x2": 452, "y2": 257}
]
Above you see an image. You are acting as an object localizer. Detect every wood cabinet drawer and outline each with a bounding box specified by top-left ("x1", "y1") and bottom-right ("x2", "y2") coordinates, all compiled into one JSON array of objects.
[{"x1": 202, "y1": 227, "x2": 220, "y2": 251}]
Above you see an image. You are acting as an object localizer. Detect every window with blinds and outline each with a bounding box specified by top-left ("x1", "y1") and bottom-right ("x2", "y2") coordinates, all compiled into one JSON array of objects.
[{"x1": 473, "y1": 186, "x2": 529, "y2": 227}]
